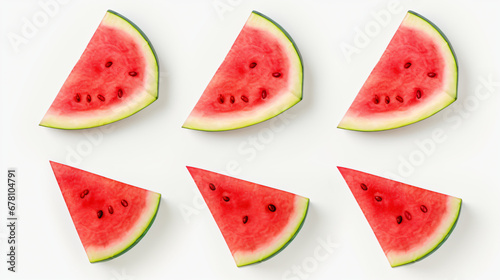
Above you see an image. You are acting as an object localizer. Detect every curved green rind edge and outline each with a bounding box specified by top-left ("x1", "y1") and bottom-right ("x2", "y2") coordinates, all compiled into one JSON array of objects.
[
  {"x1": 408, "y1": 10, "x2": 458, "y2": 99},
  {"x1": 182, "y1": 11, "x2": 303, "y2": 132},
  {"x1": 251, "y1": 10, "x2": 304, "y2": 101},
  {"x1": 89, "y1": 194, "x2": 161, "y2": 263},
  {"x1": 236, "y1": 198, "x2": 309, "y2": 267},
  {"x1": 107, "y1": 9, "x2": 160, "y2": 99},
  {"x1": 40, "y1": 10, "x2": 159, "y2": 130},
  {"x1": 336, "y1": 90, "x2": 455, "y2": 132},
  {"x1": 337, "y1": 10, "x2": 458, "y2": 132},
  {"x1": 391, "y1": 198, "x2": 462, "y2": 268}
]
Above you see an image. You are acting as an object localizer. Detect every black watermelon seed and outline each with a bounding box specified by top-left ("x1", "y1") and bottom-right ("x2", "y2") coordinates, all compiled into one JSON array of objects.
[
  {"x1": 97, "y1": 94, "x2": 105, "y2": 101},
  {"x1": 272, "y1": 72, "x2": 281, "y2": 78},
  {"x1": 416, "y1": 89, "x2": 422, "y2": 99},
  {"x1": 396, "y1": 95, "x2": 404, "y2": 103},
  {"x1": 222, "y1": 196, "x2": 230, "y2": 202},
  {"x1": 261, "y1": 90, "x2": 267, "y2": 99},
  {"x1": 105, "y1": 61, "x2": 113, "y2": 68},
  {"x1": 241, "y1": 95, "x2": 249, "y2": 103},
  {"x1": 396, "y1": 216, "x2": 403, "y2": 224},
  {"x1": 86, "y1": 94, "x2": 91, "y2": 103},
  {"x1": 404, "y1": 210, "x2": 412, "y2": 220},
  {"x1": 75, "y1": 93, "x2": 81, "y2": 103},
  {"x1": 97, "y1": 210, "x2": 103, "y2": 219},
  {"x1": 108, "y1": 206, "x2": 114, "y2": 214},
  {"x1": 209, "y1": 183, "x2": 216, "y2": 191},
  {"x1": 217, "y1": 94, "x2": 224, "y2": 104},
  {"x1": 129, "y1": 71, "x2": 137, "y2": 77},
  {"x1": 360, "y1": 183, "x2": 368, "y2": 191},
  {"x1": 121, "y1": 199, "x2": 128, "y2": 207},
  {"x1": 420, "y1": 205, "x2": 428, "y2": 213},
  {"x1": 374, "y1": 196, "x2": 382, "y2": 202},
  {"x1": 268, "y1": 204, "x2": 276, "y2": 212},
  {"x1": 249, "y1": 62, "x2": 257, "y2": 68},
  {"x1": 404, "y1": 62, "x2": 411, "y2": 69},
  {"x1": 427, "y1": 72, "x2": 437, "y2": 78},
  {"x1": 242, "y1": 216, "x2": 248, "y2": 224},
  {"x1": 80, "y1": 189, "x2": 89, "y2": 199}
]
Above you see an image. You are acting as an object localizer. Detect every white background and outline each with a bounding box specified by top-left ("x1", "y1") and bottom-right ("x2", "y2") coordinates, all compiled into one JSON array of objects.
[{"x1": 1, "y1": 0, "x2": 500, "y2": 279}]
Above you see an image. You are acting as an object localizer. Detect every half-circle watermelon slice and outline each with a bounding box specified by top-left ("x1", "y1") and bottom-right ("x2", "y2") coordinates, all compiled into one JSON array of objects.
[
  {"x1": 50, "y1": 161, "x2": 161, "y2": 262},
  {"x1": 338, "y1": 11, "x2": 458, "y2": 131},
  {"x1": 186, "y1": 166, "x2": 309, "y2": 267},
  {"x1": 182, "y1": 11, "x2": 303, "y2": 131},
  {"x1": 337, "y1": 167, "x2": 461, "y2": 267},
  {"x1": 40, "y1": 10, "x2": 159, "y2": 129}
]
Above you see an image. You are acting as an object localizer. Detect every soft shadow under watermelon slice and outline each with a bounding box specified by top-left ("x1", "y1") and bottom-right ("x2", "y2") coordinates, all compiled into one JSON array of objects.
[
  {"x1": 186, "y1": 166, "x2": 309, "y2": 267},
  {"x1": 337, "y1": 167, "x2": 461, "y2": 267},
  {"x1": 183, "y1": 11, "x2": 303, "y2": 131},
  {"x1": 50, "y1": 161, "x2": 161, "y2": 263},
  {"x1": 338, "y1": 11, "x2": 458, "y2": 131},
  {"x1": 40, "y1": 10, "x2": 159, "y2": 129}
]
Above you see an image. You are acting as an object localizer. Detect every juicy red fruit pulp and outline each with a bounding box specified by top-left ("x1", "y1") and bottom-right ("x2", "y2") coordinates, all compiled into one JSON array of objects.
[
  {"x1": 196, "y1": 27, "x2": 290, "y2": 116},
  {"x1": 54, "y1": 26, "x2": 147, "y2": 114},
  {"x1": 200, "y1": 178, "x2": 296, "y2": 252},
  {"x1": 355, "y1": 26, "x2": 445, "y2": 116},
  {"x1": 350, "y1": 177, "x2": 447, "y2": 252}
]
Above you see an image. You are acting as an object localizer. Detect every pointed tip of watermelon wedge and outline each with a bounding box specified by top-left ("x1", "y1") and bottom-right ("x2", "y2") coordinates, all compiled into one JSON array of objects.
[{"x1": 337, "y1": 167, "x2": 462, "y2": 267}]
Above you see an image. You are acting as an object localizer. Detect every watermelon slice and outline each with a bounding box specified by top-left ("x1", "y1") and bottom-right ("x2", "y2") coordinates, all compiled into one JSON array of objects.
[
  {"x1": 182, "y1": 11, "x2": 303, "y2": 131},
  {"x1": 338, "y1": 11, "x2": 458, "y2": 131},
  {"x1": 40, "y1": 10, "x2": 159, "y2": 129},
  {"x1": 337, "y1": 167, "x2": 461, "y2": 267},
  {"x1": 186, "y1": 166, "x2": 309, "y2": 266},
  {"x1": 50, "y1": 161, "x2": 161, "y2": 262}
]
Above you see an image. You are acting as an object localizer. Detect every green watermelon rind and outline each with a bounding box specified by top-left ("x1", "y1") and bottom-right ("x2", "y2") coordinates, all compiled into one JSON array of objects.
[
  {"x1": 88, "y1": 193, "x2": 161, "y2": 263},
  {"x1": 234, "y1": 196, "x2": 309, "y2": 267},
  {"x1": 40, "y1": 10, "x2": 159, "y2": 130},
  {"x1": 388, "y1": 197, "x2": 461, "y2": 267},
  {"x1": 182, "y1": 11, "x2": 303, "y2": 131},
  {"x1": 337, "y1": 11, "x2": 458, "y2": 132}
]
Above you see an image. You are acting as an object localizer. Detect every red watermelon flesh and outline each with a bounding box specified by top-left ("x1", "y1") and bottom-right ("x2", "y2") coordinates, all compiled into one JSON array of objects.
[
  {"x1": 191, "y1": 27, "x2": 291, "y2": 116},
  {"x1": 50, "y1": 161, "x2": 161, "y2": 262},
  {"x1": 183, "y1": 11, "x2": 303, "y2": 131},
  {"x1": 40, "y1": 10, "x2": 158, "y2": 129},
  {"x1": 338, "y1": 167, "x2": 461, "y2": 267},
  {"x1": 186, "y1": 166, "x2": 309, "y2": 267},
  {"x1": 338, "y1": 11, "x2": 458, "y2": 131}
]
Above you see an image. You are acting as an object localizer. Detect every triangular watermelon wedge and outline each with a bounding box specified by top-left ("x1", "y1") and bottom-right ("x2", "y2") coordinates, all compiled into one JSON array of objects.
[
  {"x1": 338, "y1": 11, "x2": 458, "y2": 131},
  {"x1": 186, "y1": 166, "x2": 309, "y2": 267},
  {"x1": 337, "y1": 167, "x2": 461, "y2": 267},
  {"x1": 182, "y1": 11, "x2": 303, "y2": 131},
  {"x1": 40, "y1": 10, "x2": 159, "y2": 129},
  {"x1": 50, "y1": 161, "x2": 161, "y2": 262}
]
